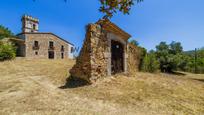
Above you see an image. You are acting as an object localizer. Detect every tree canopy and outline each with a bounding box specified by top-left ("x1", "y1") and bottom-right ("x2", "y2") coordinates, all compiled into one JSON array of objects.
[
  {"x1": 0, "y1": 25, "x2": 14, "y2": 40},
  {"x1": 130, "y1": 39, "x2": 139, "y2": 46},
  {"x1": 99, "y1": 0, "x2": 143, "y2": 18},
  {"x1": 155, "y1": 41, "x2": 184, "y2": 73}
]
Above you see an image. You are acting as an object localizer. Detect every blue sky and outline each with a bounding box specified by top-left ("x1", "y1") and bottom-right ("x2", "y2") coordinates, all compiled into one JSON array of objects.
[{"x1": 0, "y1": 0, "x2": 204, "y2": 51}]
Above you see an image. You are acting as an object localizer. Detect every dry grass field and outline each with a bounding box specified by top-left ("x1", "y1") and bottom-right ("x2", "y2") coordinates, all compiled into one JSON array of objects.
[{"x1": 0, "y1": 59, "x2": 204, "y2": 115}]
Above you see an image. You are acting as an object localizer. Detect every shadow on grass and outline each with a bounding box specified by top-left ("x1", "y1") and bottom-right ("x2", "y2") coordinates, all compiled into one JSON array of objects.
[
  {"x1": 169, "y1": 71, "x2": 186, "y2": 76},
  {"x1": 192, "y1": 78, "x2": 204, "y2": 83},
  {"x1": 59, "y1": 76, "x2": 90, "y2": 89}
]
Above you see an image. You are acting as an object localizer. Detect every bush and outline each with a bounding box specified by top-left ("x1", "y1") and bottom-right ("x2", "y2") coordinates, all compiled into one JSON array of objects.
[
  {"x1": 138, "y1": 47, "x2": 147, "y2": 71},
  {"x1": 184, "y1": 49, "x2": 204, "y2": 74},
  {"x1": 0, "y1": 42, "x2": 16, "y2": 61},
  {"x1": 141, "y1": 51, "x2": 160, "y2": 73}
]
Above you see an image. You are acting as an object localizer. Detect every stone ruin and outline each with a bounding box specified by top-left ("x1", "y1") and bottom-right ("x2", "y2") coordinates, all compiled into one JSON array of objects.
[
  {"x1": 128, "y1": 43, "x2": 142, "y2": 74},
  {"x1": 70, "y1": 19, "x2": 141, "y2": 83}
]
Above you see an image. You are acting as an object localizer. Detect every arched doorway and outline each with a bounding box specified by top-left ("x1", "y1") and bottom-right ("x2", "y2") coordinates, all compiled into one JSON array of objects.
[{"x1": 111, "y1": 40, "x2": 124, "y2": 74}]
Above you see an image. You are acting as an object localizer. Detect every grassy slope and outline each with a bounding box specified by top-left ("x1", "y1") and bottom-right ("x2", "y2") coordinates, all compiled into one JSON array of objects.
[{"x1": 0, "y1": 59, "x2": 204, "y2": 115}]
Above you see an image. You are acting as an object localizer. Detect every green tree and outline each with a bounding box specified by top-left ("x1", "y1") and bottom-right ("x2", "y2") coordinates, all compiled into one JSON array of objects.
[
  {"x1": 155, "y1": 41, "x2": 184, "y2": 73},
  {"x1": 198, "y1": 48, "x2": 204, "y2": 58},
  {"x1": 130, "y1": 39, "x2": 139, "y2": 46},
  {"x1": 183, "y1": 48, "x2": 204, "y2": 73},
  {"x1": 169, "y1": 41, "x2": 183, "y2": 54},
  {"x1": 0, "y1": 25, "x2": 14, "y2": 40},
  {"x1": 177, "y1": 54, "x2": 190, "y2": 71},
  {"x1": 99, "y1": 0, "x2": 143, "y2": 18},
  {"x1": 155, "y1": 42, "x2": 170, "y2": 72}
]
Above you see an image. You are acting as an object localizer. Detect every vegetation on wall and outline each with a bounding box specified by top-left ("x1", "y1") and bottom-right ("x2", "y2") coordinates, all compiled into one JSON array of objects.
[
  {"x1": 129, "y1": 39, "x2": 147, "y2": 71},
  {"x1": 130, "y1": 39, "x2": 139, "y2": 46}
]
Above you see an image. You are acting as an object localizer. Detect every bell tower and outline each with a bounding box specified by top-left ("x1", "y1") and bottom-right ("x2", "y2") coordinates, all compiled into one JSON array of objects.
[{"x1": 22, "y1": 15, "x2": 39, "y2": 33}]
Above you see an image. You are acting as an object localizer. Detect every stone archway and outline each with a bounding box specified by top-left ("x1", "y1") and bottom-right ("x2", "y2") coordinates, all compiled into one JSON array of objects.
[
  {"x1": 111, "y1": 40, "x2": 124, "y2": 74},
  {"x1": 107, "y1": 33, "x2": 127, "y2": 76}
]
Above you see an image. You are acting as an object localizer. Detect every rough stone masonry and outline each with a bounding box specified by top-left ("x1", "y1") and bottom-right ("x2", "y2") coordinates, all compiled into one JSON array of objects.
[{"x1": 70, "y1": 19, "x2": 141, "y2": 83}]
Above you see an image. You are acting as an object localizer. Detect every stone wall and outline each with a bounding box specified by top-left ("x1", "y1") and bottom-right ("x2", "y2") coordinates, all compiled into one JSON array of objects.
[
  {"x1": 70, "y1": 24, "x2": 109, "y2": 83},
  {"x1": 18, "y1": 33, "x2": 72, "y2": 59},
  {"x1": 89, "y1": 24, "x2": 109, "y2": 82},
  {"x1": 70, "y1": 25, "x2": 93, "y2": 82},
  {"x1": 70, "y1": 20, "x2": 141, "y2": 83},
  {"x1": 128, "y1": 43, "x2": 141, "y2": 74}
]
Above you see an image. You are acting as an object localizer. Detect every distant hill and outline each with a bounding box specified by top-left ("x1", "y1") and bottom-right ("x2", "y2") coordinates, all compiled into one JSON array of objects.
[
  {"x1": 183, "y1": 48, "x2": 204, "y2": 57},
  {"x1": 183, "y1": 50, "x2": 195, "y2": 56}
]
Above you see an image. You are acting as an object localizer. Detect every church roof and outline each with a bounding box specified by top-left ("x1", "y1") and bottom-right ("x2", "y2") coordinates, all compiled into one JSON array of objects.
[{"x1": 17, "y1": 32, "x2": 74, "y2": 46}]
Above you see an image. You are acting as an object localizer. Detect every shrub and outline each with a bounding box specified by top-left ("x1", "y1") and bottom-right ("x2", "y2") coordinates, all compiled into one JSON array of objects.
[
  {"x1": 138, "y1": 47, "x2": 147, "y2": 71},
  {"x1": 141, "y1": 51, "x2": 160, "y2": 73},
  {"x1": 0, "y1": 42, "x2": 16, "y2": 61},
  {"x1": 184, "y1": 49, "x2": 204, "y2": 74}
]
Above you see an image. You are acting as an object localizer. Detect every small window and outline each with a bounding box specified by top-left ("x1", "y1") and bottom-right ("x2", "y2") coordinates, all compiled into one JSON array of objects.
[
  {"x1": 33, "y1": 41, "x2": 39, "y2": 50},
  {"x1": 35, "y1": 51, "x2": 38, "y2": 55},
  {"x1": 71, "y1": 47, "x2": 74, "y2": 53},
  {"x1": 33, "y1": 24, "x2": 36, "y2": 30},
  {"x1": 61, "y1": 45, "x2": 64, "y2": 51},
  {"x1": 61, "y1": 53, "x2": 64, "y2": 59},
  {"x1": 49, "y1": 41, "x2": 54, "y2": 48},
  {"x1": 34, "y1": 41, "x2": 39, "y2": 47}
]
